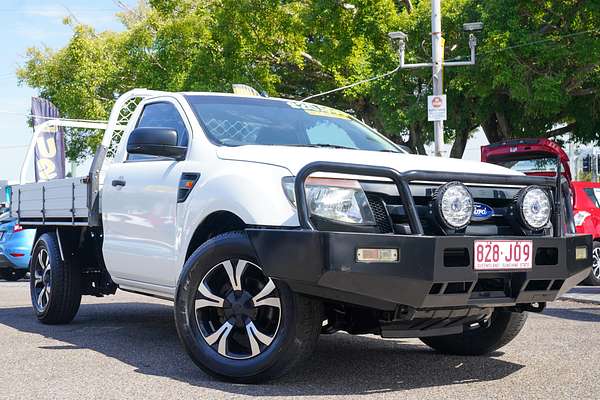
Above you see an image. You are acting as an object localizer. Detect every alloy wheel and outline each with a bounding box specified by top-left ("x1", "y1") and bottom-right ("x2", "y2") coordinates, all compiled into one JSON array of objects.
[
  {"x1": 33, "y1": 249, "x2": 52, "y2": 312},
  {"x1": 593, "y1": 247, "x2": 600, "y2": 280},
  {"x1": 194, "y1": 259, "x2": 281, "y2": 360}
]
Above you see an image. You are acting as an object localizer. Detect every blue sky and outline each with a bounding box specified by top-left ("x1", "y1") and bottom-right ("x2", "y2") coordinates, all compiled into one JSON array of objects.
[{"x1": 0, "y1": 0, "x2": 131, "y2": 182}]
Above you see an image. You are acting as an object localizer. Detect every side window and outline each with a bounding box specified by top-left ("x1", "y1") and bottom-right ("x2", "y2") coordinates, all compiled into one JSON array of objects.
[{"x1": 128, "y1": 102, "x2": 189, "y2": 161}]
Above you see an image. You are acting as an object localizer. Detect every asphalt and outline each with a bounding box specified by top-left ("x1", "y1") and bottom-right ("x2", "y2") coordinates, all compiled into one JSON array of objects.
[
  {"x1": 560, "y1": 286, "x2": 600, "y2": 305},
  {"x1": 0, "y1": 281, "x2": 598, "y2": 400}
]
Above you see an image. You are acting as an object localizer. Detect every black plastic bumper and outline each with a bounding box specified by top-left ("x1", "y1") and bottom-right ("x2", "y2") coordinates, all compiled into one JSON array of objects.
[
  {"x1": 248, "y1": 229, "x2": 592, "y2": 311},
  {"x1": 0, "y1": 254, "x2": 12, "y2": 270}
]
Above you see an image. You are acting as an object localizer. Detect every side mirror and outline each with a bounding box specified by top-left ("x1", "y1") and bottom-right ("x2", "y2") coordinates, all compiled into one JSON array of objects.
[{"x1": 127, "y1": 128, "x2": 187, "y2": 161}]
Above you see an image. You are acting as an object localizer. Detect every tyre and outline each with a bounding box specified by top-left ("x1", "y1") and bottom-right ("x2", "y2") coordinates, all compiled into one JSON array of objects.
[
  {"x1": 582, "y1": 241, "x2": 600, "y2": 286},
  {"x1": 420, "y1": 309, "x2": 527, "y2": 355},
  {"x1": 174, "y1": 231, "x2": 322, "y2": 383},
  {"x1": 0, "y1": 269, "x2": 27, "y2": 281},
  {"x1": 30, "y1": 233, "x2": 82, "y2": 324}
]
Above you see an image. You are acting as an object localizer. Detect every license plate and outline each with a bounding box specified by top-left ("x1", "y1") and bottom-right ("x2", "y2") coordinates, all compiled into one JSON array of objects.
[{"x1": 474, "y1": 240, "x2": 533, "y2": 271}]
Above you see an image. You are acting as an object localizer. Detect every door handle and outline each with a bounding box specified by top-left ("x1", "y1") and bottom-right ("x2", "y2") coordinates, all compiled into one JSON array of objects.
[{"x1": 112, "y1": 179, "x2": 126, "y2": 187}]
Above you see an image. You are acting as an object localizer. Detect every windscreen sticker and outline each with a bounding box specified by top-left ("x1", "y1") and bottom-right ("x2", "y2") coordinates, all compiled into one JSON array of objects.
[{"x1": 286, "y1": 101, "x2": 350, "y2": 119}]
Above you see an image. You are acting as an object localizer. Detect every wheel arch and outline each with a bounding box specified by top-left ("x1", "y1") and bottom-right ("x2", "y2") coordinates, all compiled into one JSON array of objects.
[{"x1": 184, "y1": 211, "x2": 247, "y2": 262}]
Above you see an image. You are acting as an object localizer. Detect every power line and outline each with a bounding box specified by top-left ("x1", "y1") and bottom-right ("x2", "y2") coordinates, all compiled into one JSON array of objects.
[{"x1": 0, "y1": 145, "x2": 29, "y2": 150}]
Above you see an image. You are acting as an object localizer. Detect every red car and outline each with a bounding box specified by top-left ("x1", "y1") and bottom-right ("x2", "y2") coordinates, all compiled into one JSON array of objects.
[{"x1": 482, "y1": 138, "x2": 599, "y2": 285}]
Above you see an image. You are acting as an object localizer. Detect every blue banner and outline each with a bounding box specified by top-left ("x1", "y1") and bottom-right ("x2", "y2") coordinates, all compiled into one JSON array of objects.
[{"x1": 31, "y1": 97, "x2": 66, "y2": 181}]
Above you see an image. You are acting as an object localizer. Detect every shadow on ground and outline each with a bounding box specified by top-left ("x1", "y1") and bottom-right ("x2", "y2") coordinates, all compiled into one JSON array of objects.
[
  {"x1": 542, "y1": 306, "x2": 600, "y2": 322},
  {"x1": 0, "y1": 302, "x2": 525, "y2": 396}
]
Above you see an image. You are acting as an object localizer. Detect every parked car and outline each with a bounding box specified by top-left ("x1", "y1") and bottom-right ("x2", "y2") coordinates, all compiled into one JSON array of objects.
[
  {"x1": 572, "y1": 181, "x2": 600, "y2": 285},
  {"x1": 481, "y1": 138, "x2": 599, "y2": 285},
  {"x1": 11, "y1": 89, "x2": 591, "y2": 382},
  {"x1": 0, "y1": 217, "x2": 35, "y2": 281}
]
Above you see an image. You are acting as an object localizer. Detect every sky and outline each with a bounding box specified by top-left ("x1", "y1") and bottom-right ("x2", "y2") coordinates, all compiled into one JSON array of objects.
[{"x1": 0, "y1": 0, "x2": 131, "y2": 183}]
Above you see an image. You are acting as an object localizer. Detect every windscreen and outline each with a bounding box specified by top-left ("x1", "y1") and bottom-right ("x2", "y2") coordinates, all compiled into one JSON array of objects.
[{"x1": 186, "y1": 96, "x2": 401, "y2": 153}]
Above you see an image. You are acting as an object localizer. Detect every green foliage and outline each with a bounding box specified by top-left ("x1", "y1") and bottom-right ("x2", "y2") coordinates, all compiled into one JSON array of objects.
[
  {"x1": 16, "y1": 0, "x2": 600, "y2": 161},
  {"x1": 577, "y1": 171, "x2": 593, "y2": 182}
]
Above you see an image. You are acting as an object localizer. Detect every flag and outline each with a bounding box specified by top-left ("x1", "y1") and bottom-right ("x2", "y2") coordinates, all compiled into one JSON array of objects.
[{"x1": 31, "y1": 97, "x2": 66, "y2": 181}]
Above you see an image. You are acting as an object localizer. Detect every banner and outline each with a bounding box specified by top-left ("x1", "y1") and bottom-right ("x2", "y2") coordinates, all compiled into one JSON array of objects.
[{"x1": 31, "y1": 97, "x2": 66, "y2": 181}]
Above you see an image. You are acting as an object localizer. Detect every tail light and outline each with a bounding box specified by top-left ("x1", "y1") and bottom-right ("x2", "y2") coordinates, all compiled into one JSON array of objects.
[{"x1": 13, "y1": 224, "x2": 24, "y2": 233}]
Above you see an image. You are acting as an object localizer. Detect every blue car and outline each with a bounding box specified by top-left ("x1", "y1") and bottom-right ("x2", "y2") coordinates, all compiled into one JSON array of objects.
[{"x1": 0, "y1": 215, "x2": 35, "y2": 281}]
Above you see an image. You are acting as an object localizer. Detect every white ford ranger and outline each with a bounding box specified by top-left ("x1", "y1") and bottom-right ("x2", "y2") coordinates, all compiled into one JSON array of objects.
[{"x1": 12, "y1": 89, "x2": 591, "y2": 382}]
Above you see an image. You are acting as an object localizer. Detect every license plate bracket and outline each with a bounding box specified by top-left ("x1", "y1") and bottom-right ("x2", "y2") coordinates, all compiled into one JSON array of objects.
[{"x1": 474, "y1": 240, "x2": 533, "y2": 271}]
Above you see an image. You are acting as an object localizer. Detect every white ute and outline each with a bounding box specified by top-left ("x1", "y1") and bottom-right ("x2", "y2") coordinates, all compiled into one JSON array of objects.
[{"x1": 12, "y1": 89, "x2": 591, "y2": 382}]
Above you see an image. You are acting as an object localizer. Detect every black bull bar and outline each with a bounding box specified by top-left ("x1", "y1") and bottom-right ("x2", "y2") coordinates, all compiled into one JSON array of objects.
[
  {"x1": 246, "y1": 161, "x2": 591, "y2": 311},
  {"x1": 293, "y1": 161, "x2": 566, "y2": 236}
]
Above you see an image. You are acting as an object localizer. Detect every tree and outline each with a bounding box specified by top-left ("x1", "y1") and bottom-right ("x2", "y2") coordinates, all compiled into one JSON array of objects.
[{"x1": 17, "y1": 0, "x2": 600, "y2": 161}]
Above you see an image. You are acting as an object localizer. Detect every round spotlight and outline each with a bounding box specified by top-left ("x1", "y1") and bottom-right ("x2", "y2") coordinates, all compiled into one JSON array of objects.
[
  {"x1": 434, "y1": 182, "x2": 474, "y2": 230},
  {"x1": 517, "y1": 186, "x2": 552, "y2": 230}
]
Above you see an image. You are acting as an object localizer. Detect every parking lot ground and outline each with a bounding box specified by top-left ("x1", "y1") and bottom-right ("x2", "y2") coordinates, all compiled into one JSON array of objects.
[
  {"x1": 0, "y1": 281, "x2": 599, "y2": 400},
  {"x1": 560, "y1": 286, "x2": 600, "y2": 305}
]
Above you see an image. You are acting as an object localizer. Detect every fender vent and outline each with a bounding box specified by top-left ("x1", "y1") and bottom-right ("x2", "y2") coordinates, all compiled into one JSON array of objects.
[{"x1": 366, "y1": 195, "x2": 393, "y2": 233}]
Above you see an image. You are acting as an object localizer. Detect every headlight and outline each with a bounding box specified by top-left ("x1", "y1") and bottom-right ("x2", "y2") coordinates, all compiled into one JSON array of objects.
[
  {"x1": 434, "y1": 182, "x2": 473, "y2": 229},
  {"x1": 574, "y1": 211, "x2": 591, "y2": 227},
  {"x1": 282, "y1": 177, "x2": 376, "y2": 225},
  {"x1": 517, "y1": 186, "x2": 552, "y2": 230}
]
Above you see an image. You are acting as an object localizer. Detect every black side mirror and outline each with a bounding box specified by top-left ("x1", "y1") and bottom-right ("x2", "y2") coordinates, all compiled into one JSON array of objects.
[{"x1": 127, "y1": 128, "x2": 187, "y2": 161}]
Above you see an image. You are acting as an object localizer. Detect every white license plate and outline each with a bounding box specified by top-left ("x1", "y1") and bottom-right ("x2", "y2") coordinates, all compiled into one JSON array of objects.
[{"x1": 474, "y1": 240, "x2": 533, "y2": 271}]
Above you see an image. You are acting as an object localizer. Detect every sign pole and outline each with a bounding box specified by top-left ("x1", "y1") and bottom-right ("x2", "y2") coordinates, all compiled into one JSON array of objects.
[{"x1": 432, "y1": 0, "x2": 444, "y2": 157}]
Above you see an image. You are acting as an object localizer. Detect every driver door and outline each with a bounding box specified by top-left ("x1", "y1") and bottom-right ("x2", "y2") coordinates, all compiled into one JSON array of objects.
[{"x1": 102, "y1": 99, "x2": 190, "y2": 292}]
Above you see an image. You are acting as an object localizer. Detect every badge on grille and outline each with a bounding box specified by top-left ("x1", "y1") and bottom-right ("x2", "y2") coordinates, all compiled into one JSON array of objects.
[{"x1": 472, "y1": 202, "x2": 494, "y2": 221}]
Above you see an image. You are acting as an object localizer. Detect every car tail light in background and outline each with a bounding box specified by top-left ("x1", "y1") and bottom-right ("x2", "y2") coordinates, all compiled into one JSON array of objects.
[
  {"x1": 574, "y1": 211, "x2": 591, "y2": 227},
  {"x1": 13, "y1": 224, "x2": 24, "y2": 233},
  {"x1": 10, "y1": 253, "x2": 25, "y2": 257}
]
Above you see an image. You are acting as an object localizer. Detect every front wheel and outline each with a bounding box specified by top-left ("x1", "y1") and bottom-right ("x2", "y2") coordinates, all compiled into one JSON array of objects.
[
  {"x1": 174, "y1": 232, "x2": 322, "y2": 383},
  {"x1": 420, "y1": 309, "x2": 527, "y2": 355},
  {"x1": 30, "y1": 233, "x2": 82, "y2": 324}
]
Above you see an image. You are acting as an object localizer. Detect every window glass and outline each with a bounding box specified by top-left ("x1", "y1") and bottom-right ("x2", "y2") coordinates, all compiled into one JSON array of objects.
[
  {"x1": 128, "y1": 102, "x2": 189, "y2": 160},
  {"x1": 185, "y1": 96, "x2": 402, "y2": 153},
  {"x1": 497, "y1": 157, "x2": 557, "y2": 173}
]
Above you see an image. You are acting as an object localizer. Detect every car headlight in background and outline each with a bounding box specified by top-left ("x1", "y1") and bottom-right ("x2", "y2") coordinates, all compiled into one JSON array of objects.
[
  {"x1": 434, "y1": 182, "x2": 474, "y2": 230},
  {"x1": 517, "y1": 186, "x2": 552, "y2": 230},
  {"x1": 574, "y1": 210, "x2": 591, "y2": 227},
  {"x1": 282, "y1": 176, "x2": 375, "y2": 225}
]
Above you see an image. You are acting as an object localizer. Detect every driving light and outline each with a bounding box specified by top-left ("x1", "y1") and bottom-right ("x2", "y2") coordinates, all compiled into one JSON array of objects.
[
  {"x1": 434, "y1": 182, "x2": 473, "y2": 230},
  {"x1": 282, "y1": 177, "x2": 375, "y2": 225},
  {"x1": 574, "y1": 211, "x2": 591, "y2": 227},
  {"x1": 517, "y1": 186, "x2": 552, "y2": 230}
]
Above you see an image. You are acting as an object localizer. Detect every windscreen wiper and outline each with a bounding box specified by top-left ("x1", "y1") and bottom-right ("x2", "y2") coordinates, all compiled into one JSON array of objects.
[{"x1": 281, "y1": 144, "x2": 358, "y2": 150}]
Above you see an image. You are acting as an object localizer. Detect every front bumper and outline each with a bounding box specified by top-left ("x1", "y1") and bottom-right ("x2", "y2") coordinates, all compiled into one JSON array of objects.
[{"x1": 248, "y1": 229, "x2": 592, "y2": 311}]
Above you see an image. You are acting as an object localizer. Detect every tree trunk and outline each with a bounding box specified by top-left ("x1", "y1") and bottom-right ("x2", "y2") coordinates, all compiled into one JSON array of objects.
[
  {"x1": 481, "y1": 113, "x2": 508, "y2": 144},
  {"x1": 449, "y1": 128, "x2": 470, "y2": 159},
  {"x1": 408, "y1": 122, "x2": 428, "y2": 155}
]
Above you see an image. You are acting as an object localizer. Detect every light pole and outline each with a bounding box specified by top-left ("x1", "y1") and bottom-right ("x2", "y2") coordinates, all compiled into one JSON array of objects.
[
  {"x1": 389, "y1": 1, "x2": 482, "y2": 157},
  {"x1": 431, "y1": 0, "x2": 444, "y2": 157}
]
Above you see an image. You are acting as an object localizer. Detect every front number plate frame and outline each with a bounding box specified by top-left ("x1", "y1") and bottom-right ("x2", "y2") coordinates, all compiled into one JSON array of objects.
[{"x1": 474, "y1": 240, "x2": 533, "y2": 271}]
